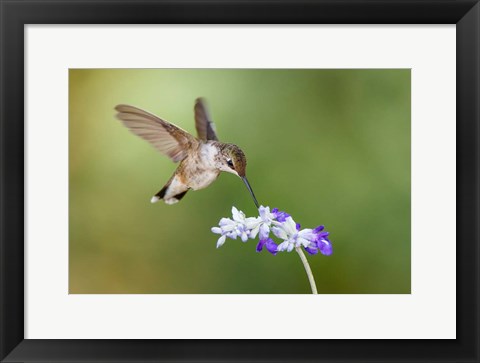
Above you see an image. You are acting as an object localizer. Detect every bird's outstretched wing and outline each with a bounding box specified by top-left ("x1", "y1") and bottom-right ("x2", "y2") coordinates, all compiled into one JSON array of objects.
[
  {"x1": 194, "y1": 98, "x2": 218, "y2": 141},
  {"x1": 115, "y1": 104, "x2": 198, "y2": 163}
]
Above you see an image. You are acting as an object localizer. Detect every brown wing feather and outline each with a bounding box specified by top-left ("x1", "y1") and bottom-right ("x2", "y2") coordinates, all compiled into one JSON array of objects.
[
  {"x1": 194, "y1": 98, "x2": 218, "y2": 141},
  {"x1": 115, "y1": 104, "x2": 198, "y2": 163}
]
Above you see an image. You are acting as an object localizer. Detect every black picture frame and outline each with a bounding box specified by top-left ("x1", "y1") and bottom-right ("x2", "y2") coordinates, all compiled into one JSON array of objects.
[{"x1": 1, "y1": 1, "x2": 478, "y2": 362}]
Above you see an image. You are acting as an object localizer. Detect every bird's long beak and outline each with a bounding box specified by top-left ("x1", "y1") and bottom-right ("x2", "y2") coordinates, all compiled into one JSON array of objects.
[{"x1": 242, "y1": 176, "x2": 259, "y2": 209}]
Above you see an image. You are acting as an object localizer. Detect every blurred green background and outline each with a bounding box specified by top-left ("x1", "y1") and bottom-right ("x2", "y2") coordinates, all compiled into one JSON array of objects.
[{"x1": 69, "y1": 69, "x2": 410, "y2": 294}]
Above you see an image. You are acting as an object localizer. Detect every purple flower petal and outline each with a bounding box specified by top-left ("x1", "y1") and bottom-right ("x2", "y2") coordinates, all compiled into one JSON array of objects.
[
  {"x1": 272, "y1": 208, "x2": 290, "y2": 223},
  {"x1": 277, "y1": 212, "x2": 290, "y2": 222},
  {"x1": 313, "y1": 225, "x2": 325, "y2": 233},
  {"x1": 317, "y1": 238, "x2": 333, "y2": 256},
  {"x1": 265, "y1": 239, "x2": 278, "y2": 255},
  {"x1": 257, "y1": 238, "x2": 278, "y2": 255},
  {"x1": 304, "y1": 245, "x2": 319, "y2": 255},
  {"x1": 317, "y1": 231, "x2": 329, "y2": 239},
  {"x1": 256, "y1": 239, "x2": 266, "y2": 252},
  {"x1": 296, "y1": 223, "x2": 301, "y2": 231}
]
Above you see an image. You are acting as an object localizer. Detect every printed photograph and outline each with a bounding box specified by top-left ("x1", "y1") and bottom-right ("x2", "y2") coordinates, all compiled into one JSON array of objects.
[{"x1": 69, "y1": 69, "x2": 411, "y2": 294}]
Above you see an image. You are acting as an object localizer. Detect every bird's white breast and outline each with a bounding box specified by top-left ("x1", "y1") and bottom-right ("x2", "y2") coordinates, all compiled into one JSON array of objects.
[
  {"x1": 188, "y1": 169, "x2": 220, "y2": 190},
  {"x1": 199, "y1": 142, "x2": 219, "y2": 168},
  {"x1": 185, "y1": 143, "x2": 220, "y2": 190}
]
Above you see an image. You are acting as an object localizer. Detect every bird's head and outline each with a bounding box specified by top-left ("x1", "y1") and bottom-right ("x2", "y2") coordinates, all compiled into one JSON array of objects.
[
  {"x1": 219, "y1": 144, "x2": 247, "y2": 177},
  {"x1": 218, "y1": 143, "x2": 259, "y2": 208}
]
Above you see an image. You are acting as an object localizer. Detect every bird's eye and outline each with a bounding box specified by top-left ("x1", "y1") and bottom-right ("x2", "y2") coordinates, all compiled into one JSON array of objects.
[{"x1": 227, "y1": 159, "x2": 235, "y2": 169}]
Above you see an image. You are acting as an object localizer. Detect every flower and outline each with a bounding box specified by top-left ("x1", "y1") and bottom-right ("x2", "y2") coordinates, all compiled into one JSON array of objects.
[
  {"x1": 211, "y1": 207, "x2": 260, "y2": 248},
  {"x1": 273, "y1": 216, "x2": 320, "y2": 253},
  {"x1": 312, "y1": 225, "x2": 333, "y2": 256},
  {"x1": 297, "y1": 225, "x2": 333, "y2": 255},
  {"x1": 257, "y1": 206, "x2": 276, "y2": 239},
  {"x1": 212, "y1": 205, "x2": 332, "y2": 256}
]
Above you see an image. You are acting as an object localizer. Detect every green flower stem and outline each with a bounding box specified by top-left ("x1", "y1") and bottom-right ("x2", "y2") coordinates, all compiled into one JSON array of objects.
[{"x1": 295, "y1": 247, "x2": 318, "y2": 294}]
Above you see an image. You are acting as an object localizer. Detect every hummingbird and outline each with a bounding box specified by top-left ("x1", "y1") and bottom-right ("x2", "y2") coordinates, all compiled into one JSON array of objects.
[{"x1": 115, "y1": 98, "x2": 259, "y2": 207}]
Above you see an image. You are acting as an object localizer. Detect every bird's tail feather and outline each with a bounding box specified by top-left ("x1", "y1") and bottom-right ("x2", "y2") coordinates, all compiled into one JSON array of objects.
[{"x1": 151, "y1": 179, "x2": 189, "y2": 205}]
